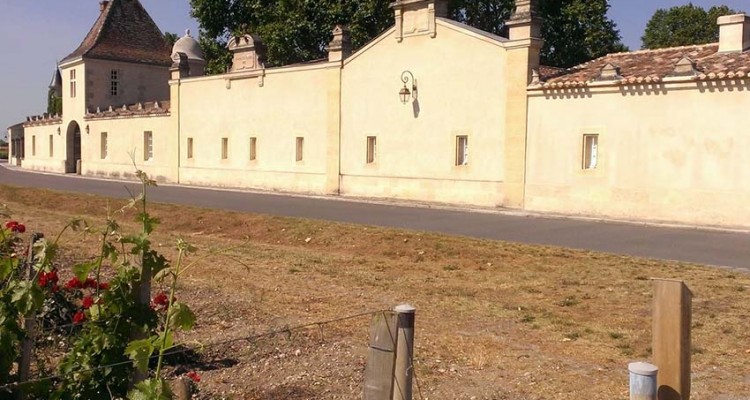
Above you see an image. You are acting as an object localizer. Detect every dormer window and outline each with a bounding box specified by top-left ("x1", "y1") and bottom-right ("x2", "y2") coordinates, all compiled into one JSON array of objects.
[{"x1": 110, "y1": 70, "x2": 119, "y2": 96}]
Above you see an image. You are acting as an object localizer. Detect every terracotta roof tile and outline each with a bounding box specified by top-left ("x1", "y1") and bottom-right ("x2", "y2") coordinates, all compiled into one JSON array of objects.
[
  {"x1": 539, "y1": 43, "x2": 750, "y2": 86},
  {"x1": 61, "y1": 0, "x2": 171, "y2": 66}
]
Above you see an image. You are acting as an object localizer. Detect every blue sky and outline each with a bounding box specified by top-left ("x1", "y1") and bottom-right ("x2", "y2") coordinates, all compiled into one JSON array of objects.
[{"x1": 1, "y1": 0, "x2": 748, "y2": 136}]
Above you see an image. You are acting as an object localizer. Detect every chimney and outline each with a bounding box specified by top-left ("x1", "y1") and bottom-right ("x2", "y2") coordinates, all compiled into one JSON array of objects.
[
  {"x1": 99, "y1": 1, "x2": 109, "y2": 12},
  {"x1": 717, "y1": 14, "x2": 750, "y2": 53}
]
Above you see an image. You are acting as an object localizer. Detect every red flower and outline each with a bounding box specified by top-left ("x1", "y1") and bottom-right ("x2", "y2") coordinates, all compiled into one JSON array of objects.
[
  {"x1": 65, "y1": 277, "x2": 83, "y2": 289},
  {"x1": 72, "y1": 311, "x2": 86, "y2": 325},
  {"x1": 84, "y1": 278, "x2": 97, "y2": 289},
  {"x1": 5, "y1": 221, "x2": 25, "y2": 233},
  {"x1": 82, "y1": 296, "x2": 94, "y2": 309},
  {"x1": 186, "y1": 371, "x2": 201, "y2": 383},
  {"x1": 98, "y1": 282, "x2": 110, "y2": 290},
  {"x1": 38, "y1": 270, "x2": 60, "y2": 288},
  {"x1": 151, "y1": 292, "x2": 172, "y2": 311}
]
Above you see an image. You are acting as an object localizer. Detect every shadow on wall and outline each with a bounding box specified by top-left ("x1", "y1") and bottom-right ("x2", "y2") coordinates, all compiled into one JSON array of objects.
[{"x1": 412, "y1": 98, "x2": 421, "y2": 118}]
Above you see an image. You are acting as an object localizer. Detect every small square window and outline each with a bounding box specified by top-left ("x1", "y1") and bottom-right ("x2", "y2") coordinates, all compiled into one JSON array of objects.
[
  {"x1": 583, "y1": 134, "x2": 599, "y2": 169},
  {"x1": 456, "y1": 135, "x2": 469, "y2": 166},
  {"x1": 249, "y1": 137, "x2": 257, "y2": 161},
  {"x1": 295, "y1": 137, "x2": 304, "y2": 162},
  {"x1": 221, "y1": 137, "x2": 229, "y2": 159},
  {"x1": 101, "y1": 132, "x2": 108, "y2": 159},
  {"x1": 143, "y1": 131, "x2": 153, "y2": 161},
  {"x1": 366, "y1": 136, "x2": 377, "y2": 164},
  {"x1": 187, "y1": 137, "x2": 193, "y2": 159}
]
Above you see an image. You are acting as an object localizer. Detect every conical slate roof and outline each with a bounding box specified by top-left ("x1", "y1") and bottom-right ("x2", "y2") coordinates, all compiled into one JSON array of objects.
[
  {"x1": 61, "y1": 0, "x2": 171, "y2": 66},
  {"x1": 49, "y1": 68, "x2": 62, "y2": 97}
]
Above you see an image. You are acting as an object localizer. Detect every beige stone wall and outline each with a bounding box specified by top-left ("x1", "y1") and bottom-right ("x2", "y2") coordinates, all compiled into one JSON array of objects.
[
  {"x1": 85, "y1": 59, "x2": 170, "y2": 112},
  {"x1": 175, "y1": 63, "x2": 337, "y2": 194},
  {"x1": 83, "y1": 115, "x2": 176, "y2": 182},
  {"x1": 526, "y1": 81, "x2": 750, "y2": 227},
  {"x1": 20, "y1": 124, "x2": 66, "y2": 172},
  {"x1": 340, "y1": 21, "x2": 508, "y2": 207}
]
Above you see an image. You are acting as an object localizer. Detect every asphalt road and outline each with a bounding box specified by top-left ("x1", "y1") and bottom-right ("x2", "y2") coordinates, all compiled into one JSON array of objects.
[{"x1": 1, "y1": 164, "x2": 748, "y2": 269}]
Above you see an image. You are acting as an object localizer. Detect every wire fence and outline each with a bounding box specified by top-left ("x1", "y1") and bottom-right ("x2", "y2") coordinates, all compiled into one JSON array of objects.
[{"x1": 2, "y1": 307, "x2": 425, "y2": 399}]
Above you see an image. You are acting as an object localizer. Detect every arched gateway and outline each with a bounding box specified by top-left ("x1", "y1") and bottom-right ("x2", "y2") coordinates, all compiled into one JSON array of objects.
[{"x1": 65, "y1": 121, "x2": 81, "y2": 174}]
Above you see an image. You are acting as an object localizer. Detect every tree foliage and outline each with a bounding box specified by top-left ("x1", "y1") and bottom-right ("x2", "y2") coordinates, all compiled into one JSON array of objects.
[
  {"x1": 164, "y1": 31, "x2": 179, "y2": 47},
  {"x1": 47, "y1": 89, "x2": 62, "y2": 116},
  {"x1": 642, "y1": 4, "x2": 738, "y2": 49},
  {"x1": 190, "y1": 0, "x2": 625, "y2": 71}
]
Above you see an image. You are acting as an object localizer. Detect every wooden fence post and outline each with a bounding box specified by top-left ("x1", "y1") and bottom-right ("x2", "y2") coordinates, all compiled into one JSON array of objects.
[
  {"x1": 392, "y1": 304, "x2": 415, "y2": 400},
  {"x1": 16, "y1": 233, "x2": 43, "y2": 400},
  {"x1": 363, "y1": 311, "x2": 398, "y2": 400},
  {"x1": 652, "y1": 279, "x2": 692, "y2": 400}
]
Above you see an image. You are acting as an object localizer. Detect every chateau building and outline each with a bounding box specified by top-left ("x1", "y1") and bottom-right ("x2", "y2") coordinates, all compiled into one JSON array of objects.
[{"x1": 7, "y1": 0, "x2": 750, "y2": 228}]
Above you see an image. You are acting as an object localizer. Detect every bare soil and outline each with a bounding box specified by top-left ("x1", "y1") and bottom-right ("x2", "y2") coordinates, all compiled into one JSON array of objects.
[{"x1": 1, "y1": 184, "x2": 749, "y2": 400}]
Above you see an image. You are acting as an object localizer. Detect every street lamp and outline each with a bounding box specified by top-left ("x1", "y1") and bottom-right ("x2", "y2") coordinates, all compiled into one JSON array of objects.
[{"x1": 399, "y1": 71, "x2": 417, "y2": 104}]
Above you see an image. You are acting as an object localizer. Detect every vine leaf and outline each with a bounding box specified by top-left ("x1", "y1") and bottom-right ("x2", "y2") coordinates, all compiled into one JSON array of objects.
[{"x1": 125, "y1": 338, "x2": 155, "y2": 374}]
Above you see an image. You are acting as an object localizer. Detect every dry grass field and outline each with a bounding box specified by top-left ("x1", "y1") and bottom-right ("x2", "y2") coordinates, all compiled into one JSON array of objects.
[{"x1": 1, "y1": 184, "x2": 748, "y2": 399}]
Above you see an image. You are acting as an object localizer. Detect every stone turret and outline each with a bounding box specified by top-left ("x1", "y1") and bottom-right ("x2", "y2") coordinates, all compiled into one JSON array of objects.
[{"x1": 171, "y1": 30, "x2": 206, "y2": 77}]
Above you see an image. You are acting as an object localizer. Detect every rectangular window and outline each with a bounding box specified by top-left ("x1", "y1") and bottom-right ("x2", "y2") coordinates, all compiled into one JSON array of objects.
[
  {"x1": 249, "y1": 137, "x2": 257, "y2": 161},
  {"x1": 110, "y1": 70, "x2": 119, "y2": 96},
  {"x1": 69, "y1": 69, "x2": 77, "y2": 98},
  {"x1": 49, "y1": 135, "x2": 54, "y2": 157},
  {"x1": 100, "y1": 132, "x2": 108, "y2": 159},
  {"x1": 583, "y1": 134, "x2": 599, "y2": 169},
  {"x1": 456, "y1": 135, "x2": 469, "y2": 166},
  {"x1": 295, "y1": 137, "x2": 304, "y2": 162},
  {"x1": 187, "y1": 137, "x2": 193, "y2": 159},
  {"x1": 32, "y1": 136, "x2": 36, "y2": 156},
  {"x1": 366, "y1": 136, "x2": 377, "y2": 164},
  {"x1": 221, "y1": 137, "x2": 229, "y2": 159},
  {"x1": 143, "y1": 131, "x2": 153, "y2": 161}
]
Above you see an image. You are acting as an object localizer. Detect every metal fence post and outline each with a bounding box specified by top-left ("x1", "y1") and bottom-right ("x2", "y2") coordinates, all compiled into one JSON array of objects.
[
  {"x1": 629, "y1": 362, "x2": 658, "y2": 400},
  {"x1": 392, "y1": 304, "x2": 415, "y2": 400}
]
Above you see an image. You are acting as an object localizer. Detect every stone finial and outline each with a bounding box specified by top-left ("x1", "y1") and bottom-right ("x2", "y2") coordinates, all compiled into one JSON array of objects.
[
  {"x1": 228, "y1": 34, "x2": 267, "y2": 73},
  {"x1": 507, "y1": 0, "x2": 542, "y2": 40},
  {"x1": 670, "y1": 57, "x2": 699, "y2": 77},
  {"x1": 327, "y1": 25, "x2": 352, "y2": 62},
  {"x1": 137, "y1": 103, "x2": 143, "y2": 110},
  {"x1": 596, "y1": 63, "x2": 622, "y2": 81}
]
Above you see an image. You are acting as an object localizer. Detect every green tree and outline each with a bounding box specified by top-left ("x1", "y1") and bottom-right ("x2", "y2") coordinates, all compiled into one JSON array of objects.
[
  {"x1": 190, "y1": 0, "x2": 392, "y2": 68},
  {"x1": 642, "y1": 4, "x2": 739, "y2": 49},
  {"x1": 164, "y1": 31, "x2": 179, "y2": 47},
  {"x1": 190, "y1": 0, "x2": 625, "y2": 72},
  {"x1": 450, "y1": 0, "x2": 626, "y2": 67},
  {"x1": 47, "y1": 88, "x2": 62, "y2": 115}
]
